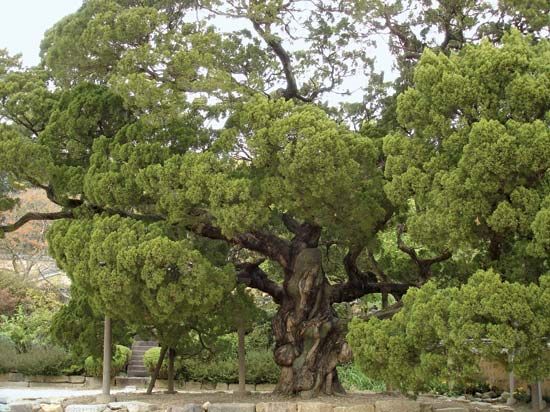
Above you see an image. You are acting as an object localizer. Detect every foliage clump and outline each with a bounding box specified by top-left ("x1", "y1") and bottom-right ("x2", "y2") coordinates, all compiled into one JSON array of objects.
[{"x1": 348, "y1": 270, "x2": 550, "y2": 394}]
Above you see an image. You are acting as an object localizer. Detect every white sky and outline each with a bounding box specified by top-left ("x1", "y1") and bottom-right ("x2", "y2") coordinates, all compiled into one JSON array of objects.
[{"x1": 0, "y1": 0, "x2": 83, "y2": 66}]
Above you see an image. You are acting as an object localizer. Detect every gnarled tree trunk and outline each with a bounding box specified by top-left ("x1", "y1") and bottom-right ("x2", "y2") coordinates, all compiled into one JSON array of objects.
[{"x1": 272, "y1": 248, "x2": 351, "y2": 397}]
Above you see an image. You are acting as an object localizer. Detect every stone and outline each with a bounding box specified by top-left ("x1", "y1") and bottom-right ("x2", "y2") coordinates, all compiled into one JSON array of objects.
[
  {"x1": 207, "y1": 404, "x2": 256, "y2": 412},
  {"x1": 8, "y1": 403, "x2": 34, "y2": 412},
  {"x1": 488, "y1": 407, "x2": 513, "y2": 411},
  {"x1": 255, "y1": 384, "x2": 277, "y2": 392},
  {"x1": 0, "y1": 399, "x2": 7, "y2": 405},
  {"x1": 480, "y1": 392, "x2": 497, "y2": 400},
  {"x1": 432, "y1": 408, "x2": 468, "y2": 412},
  {"x1": 334, "y1": 405, "x2": 375, "y2": 412},
  {"x1": 26, "y1": 376, "x2": 45, "y2": 383},
  {"x1": 201, "y1": 382, "x2": 216, "y2": 390},
  {"x1": 65, "y1": 405, "x2": 108, "y2": 412},
  {"x1": 84, "y1": 377, "x2": 103, "y2": 388},
  {"x1": 69, "y1": 376, "x2": 86, "y2": 384},
  {"x1": 167, "y1": 405, "x2": 202, "y2": 412},
  {"x1": 8, "y1": 373, "x2": 25, "y2": 382},
  {"x1": 202, "y1": 401, "x2": 211, "y2": 411},
  {"x1": 228, "y1": 384, "x2": 255, "y2": 392},
  {"x1": 296, "y1": 403, "x2": 334, "y2": 412},
  {"x1": 0, "y1": 374, "x2": 8, "y2": 382},
  {"x1": 108, "y1": 403, "x2": 154, "y2": 412},
  {"x1": 39, "y1": 405, "x2": 63, "y2": 412},
  {"x1": 256, "y1": 402, "x2": 298, "y2": 412},
  {"x1": 375, "y1": 400, "x2": 421, "y2": 412},
  {"x1": 215, "y1": 383, "x2": 228, "y2": 391},
  {"x1": 44, "y1": 376, "x2": 70, "y2": 383},
  {"x1": 184, "y1": 381, "x2": 202, "y2": 391}
]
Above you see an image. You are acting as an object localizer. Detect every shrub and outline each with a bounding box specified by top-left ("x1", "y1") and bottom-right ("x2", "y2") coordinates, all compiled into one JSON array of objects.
[
  {"x1": 84, "y1": 344, "x2": 131, "y2": 377},
  {"x1": 0, "y1": 335, "x2": 16, "y2": 373},
  {"x1": 14, "y1": 345, "x2": 71, "y2": 376},
  {"x1": 143, "y1": 347, "x2": 169, "y2": 379},
  {"x1": 337, "y1": 363, "x2": 385, "y2": 392},
  {"x1": 245, "y1": 350, "x2": 279, "y2": 384}
]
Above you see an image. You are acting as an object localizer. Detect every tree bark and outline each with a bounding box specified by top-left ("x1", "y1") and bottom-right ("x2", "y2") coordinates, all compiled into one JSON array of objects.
[
  {"x1": 100, "y1": 316, "x2": 112, "y2": 400},
  {"x1": 166, "y1": 348, "x2": 176, "y2": 394},
  {"x1": 146, "y1": 346, "x2": 167, "y2": 395},
  {"x1": 272, "y1": 248, "x2": 352, "y2": 397},
  {"x1": 237, "y1": 324, "x2": 247, "y2": 394}
]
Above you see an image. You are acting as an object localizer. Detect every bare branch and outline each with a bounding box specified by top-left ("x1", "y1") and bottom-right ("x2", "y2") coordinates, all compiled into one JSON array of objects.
[{"x1": 0, "y1": 210, "x2": 74, "y2": 234}]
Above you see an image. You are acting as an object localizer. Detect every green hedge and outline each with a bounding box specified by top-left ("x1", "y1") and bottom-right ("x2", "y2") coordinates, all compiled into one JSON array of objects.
[
  {"x1": 143, "y1": 345, "x2": 279, "y2": 383},
  {"x1": 0, "y1": 337, "x2": 72, "y2": 376},
  {"x1": 84, "y1": 345, "x2": 131, "y2": 377}
]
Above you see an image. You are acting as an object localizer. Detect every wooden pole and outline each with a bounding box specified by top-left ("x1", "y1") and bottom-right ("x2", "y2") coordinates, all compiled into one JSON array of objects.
[{"x1": 97, "y1": 316, "x2": 115, "y2": 402}]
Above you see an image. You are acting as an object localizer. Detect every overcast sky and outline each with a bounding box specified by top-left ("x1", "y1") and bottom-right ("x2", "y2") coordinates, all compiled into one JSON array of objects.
[{"x1": 0, "y1": 0, "x2": 82, "y2": 66}]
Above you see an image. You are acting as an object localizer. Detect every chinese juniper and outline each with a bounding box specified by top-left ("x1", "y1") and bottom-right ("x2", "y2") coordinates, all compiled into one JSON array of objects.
[{"x1": 0, "y1": 0, "x2": 548, "y2": 396}]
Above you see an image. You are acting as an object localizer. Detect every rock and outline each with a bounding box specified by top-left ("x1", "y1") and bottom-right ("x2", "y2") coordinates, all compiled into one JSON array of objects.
[
  {"x1": 107, "y1": 403, "x2": 154, "y2": 412},
  {"x1": 228, "y1": 384, "x2": 255, "y2": 392},
  {"x1": 296, "y1": 403, "x2": 334, "y2": 412},
  {"x1": 8, "y1": 373, "x2": 25, "y2": 382},
  {"x1": 256, "y1": 403, "x2": 297, "y2": 412},
  {"x1": 333, "y1": 405, "x2": 375, "y2": 412},
  {"x1": 375, "y1": 400, "x2": 421, "y2": 412},
  {"x1": 69, "y1": 376, "x2": 86, "y2": 384},
  {"x1": 43, "y1": 376, "x2": 70, "y2": 383},
  {"x1": 84, "y1": 377, "x2": 103, "y2": 388},
  {"x1": 167, "y1": 405, "x2": 202, "y2": 412},
  {"x1": 215, "y1": 383, "x2": 228, "y2": 391},
  {"x1": 65, "y1": 405, "x2": 108, "y2": 412},
  {"x1": 480, "y1": 392, "x2": 496, "y2": 400},
  {"x1": 39, "y1": 405, "x2": 63, "y2": 412},
  {"x1": 0, "y1": 399, "x2": 7, "y2": 405},
  {"x1": 255, "y1": 384, "x2": 277, "y2": 392},
  {"x1": 184, "y1": 382, "x2": 202, "y2": 391},
  {"x1": 207, "y1": 404, "x2": 256, "y2": 412},
  {"x1": 8, "y1": 402, "x2": 34, "y2": 412},
  {"x1": 168, "y1": 405, "x2": 202, "y2": 412},
  {"x1": 202, "y1": 402, "x2": 211, "y2": 411}
]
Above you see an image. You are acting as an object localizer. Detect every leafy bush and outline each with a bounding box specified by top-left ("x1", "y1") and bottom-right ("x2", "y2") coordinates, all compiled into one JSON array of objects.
[
  {"x1": 0, "y1": 335, "x2": 16, "y2": 373},
  {"x1": 143, "y1": 346, "x2": 177, "y2": 379},
  {"x1": 84, "y1": 344, "x2": 131, "y2": 377},
  {"x1": 337, "y1": 363, "x2": 385, "y2": 392},
  {"x1": 14, "y1": 345, "x2": 71, "y2": 376}
]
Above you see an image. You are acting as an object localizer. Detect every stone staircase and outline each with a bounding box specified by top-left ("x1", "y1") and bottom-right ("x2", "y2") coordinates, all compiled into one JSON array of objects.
[{"x1": 127, "y1": 339, "x2": 158, "y2": 377}]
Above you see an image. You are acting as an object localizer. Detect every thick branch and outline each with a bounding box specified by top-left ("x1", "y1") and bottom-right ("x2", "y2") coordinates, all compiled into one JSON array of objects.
[
  {"x1": 236, "y1": 260, "x2": 283, "y2": 304},
  {"x1": 189, "y1": 221, "x2": 291, "y2": 268},
  {"x1": 251, "y1": 21, "x2": 303, "y2": 101},
  {"x1": 331, "y1": 281, "x2": 410, "y2": 304},
  {"x1": 0, "y1": 210, "x2": 73, "y2": 234}
]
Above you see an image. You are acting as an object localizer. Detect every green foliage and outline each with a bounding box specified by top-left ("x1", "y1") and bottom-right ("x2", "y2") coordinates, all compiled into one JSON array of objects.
[
  {"x1": 84, "y1": 344, "x2": 131, "y2": 377},
  {"x1": 0, "y1": 335, "x2": 71, "y2": 376},
  {"x1": 143, "y1": 325, "x2": 280, "y2": 384},
  {"x1": 13, "y1": 345, "x2": 71, "y2": 376},
  {"x1": 348, "y1": 270, "x2": 550, "y2": 393},
  {"x1": 0, "y1": 305, "x2": 57, "y2": 353},
  {"x1": 336, "y1": 363, "x2": 385, "y2": 392}
]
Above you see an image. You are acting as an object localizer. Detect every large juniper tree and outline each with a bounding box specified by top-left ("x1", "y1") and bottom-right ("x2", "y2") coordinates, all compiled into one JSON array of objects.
[{"x1": 0, "y1": 0, "x2": 548, "y2": 396}]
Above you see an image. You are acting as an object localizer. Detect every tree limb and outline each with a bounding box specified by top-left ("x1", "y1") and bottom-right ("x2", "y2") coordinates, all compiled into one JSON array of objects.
[
  {"x1": 331, "y1": 280, "x2": 411, "y2": 304},
  {"x1": 0, "y1": 210, "x2": 74, "y2": 234},
  {"x1": 236, "y1": 260, "x2": 284, "y2": 304},
  {"x1": 397, "y1": 224, "x2": 451, "y2": 283}
]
